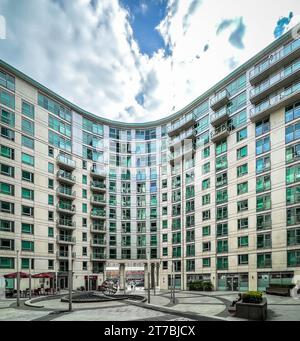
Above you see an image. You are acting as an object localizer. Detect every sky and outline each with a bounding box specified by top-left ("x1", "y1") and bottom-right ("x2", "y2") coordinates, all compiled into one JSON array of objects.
[{"x1": 0, "y1": 0, "x2": 300, "y2": 123}]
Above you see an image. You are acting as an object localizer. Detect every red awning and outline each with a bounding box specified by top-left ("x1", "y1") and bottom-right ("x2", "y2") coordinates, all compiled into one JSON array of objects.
[
  {"x1": 4, "y1": 272, "x2": 29, "y2": 279},
  {"x1": 32, "y1": 272, "x2": 55, "y2": 279},
  {"x1": 84, "y1": 275, "x2": 98, "y2": 280}
]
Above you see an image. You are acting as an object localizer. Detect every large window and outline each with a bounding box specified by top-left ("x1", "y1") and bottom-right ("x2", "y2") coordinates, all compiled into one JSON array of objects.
[
  {"x1": 287, "y1": 186, "x2": 300, "y2": 205},
  {"x1": 286, "y1": 101, "x2": 300, "y2": 123},
  {"x1": 286, "y1": 164, "x2": 300, "y2": 184},
  {"x1": 0, "y1": 89, "x2": 15, "y2": 109},
  {"x1": 256, "y1": 119, "x2": 270, "y2": 137},
  {"x1": 21, "y1": 153, "x2": 34, "y2": 166},
  {"x1": 0, "y1": 108, "x2": 15, "y2": 127},
  {"x1": 256, "y1": 194, "x2": 271, "y2": 212},
  {"x1": 256, "y1": 155, "x2": 271, "y2": 174},
  {"x1": 287, "y1": 228, "x2": 300, "y2": 246},
  {"x1": 256, "y1": 174, "x2": 271, "y2": 193},
  {"x1": 256, "y1": 136, "x2": 270, "y2": 155},
  {"x1": 237, "y1": 164, "x2": 248, "y2": 177},
  {"x1": 38, "y1": 93, "x2": 71, "y2": 122},
  {"x1": 286, "y1": 143, "x2": 300, "y2": 163},
  {"x1": 0, "y1": 71, "x2": 15, "y2": 91},
  {"x1": 287, "y1": 250, "x2": 300, "y2": 267},
  {"x1": 286, "y1": 122, "x2": 300, "y2": 144}
]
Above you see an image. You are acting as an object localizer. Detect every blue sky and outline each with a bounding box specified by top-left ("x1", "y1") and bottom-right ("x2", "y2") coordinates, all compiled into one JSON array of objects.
[{"x1": 0, "y1": 0, "x2": 300, "y2": 122}]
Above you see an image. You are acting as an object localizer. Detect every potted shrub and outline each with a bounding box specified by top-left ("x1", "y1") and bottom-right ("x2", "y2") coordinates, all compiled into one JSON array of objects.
[
  {"x1": 203, "y1": 281, "x2": 213, "y2": 292},
  {"x1": 235, "y1": 291, "x2": 267, "y2": 321}
]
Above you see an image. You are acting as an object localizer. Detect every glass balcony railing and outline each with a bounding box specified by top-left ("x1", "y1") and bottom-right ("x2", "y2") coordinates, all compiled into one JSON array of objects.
[
  {"x1": 57, "y1": 187, "x2": 76, "y2": 197},
  {"x1": 91, "y1": 253, "x2": 106, "y2": 260},
  {"x1": 250, "y1": 80, "x2": 300, "y2": 119},
  {"x1": 210, "y1": 89, "x2": 230, "y2": 111},
  {"x1": 91, "y1": 181, "x2": 106, "y2": 189},
  {"x1": 57, "y1": 251, "x2": 76, "y2": 258},
  {"x1": 91, "y1": 209, "x2": 106, "y2": 217},
  {"x1": 57, "y1": 219, "x2": 75, "y2": 228},
  {"x1": 91, "y1": 166, "x2": 107, "y2": 178},
  {"x1": 57, "y1": 170, "x2": 76, "y2": 183},
  {"x1": 91, "y1": 223, "x2": 106, "y2": 232},
  {"x1": 91, "y1": 195, "x2": 106, "y2": 204},
  {"x1": 57, "y1": 202, "x2": 76, "y2": 212},
  {"x1": 57, "y1": 154, "x2": 76, "y2": 169},
  {"x1": 250, "y1": 59, "x2": 300, "y2": 101},
  {"x1": 168, "y1": 113, "x2": 196, "y2": 135},
  {"x1": 169, "y1": 127, "x2": 195, "y2": 146},
  {"x1": 250, "y1": 38, "x2": 300, "y2": 82},
  {"x1": 210, "y1": 107, "x2": 229, "y2": 127},
  {"x1": 57, "y1": 235, "x2": 76, "y2": 243}
]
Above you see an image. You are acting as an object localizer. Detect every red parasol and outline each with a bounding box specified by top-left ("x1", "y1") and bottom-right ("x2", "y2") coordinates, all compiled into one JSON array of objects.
[
  {"x1": 31, "y1": 272, "x2": 55, "y2": 279},
  {"x1": 4, "y1": 272, "x2": 29, "y2": 279}
]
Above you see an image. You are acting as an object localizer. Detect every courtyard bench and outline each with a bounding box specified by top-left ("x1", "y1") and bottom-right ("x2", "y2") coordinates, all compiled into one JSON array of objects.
[{"x1": 266, "y1": 287, "x2": 290, "y2": 297}]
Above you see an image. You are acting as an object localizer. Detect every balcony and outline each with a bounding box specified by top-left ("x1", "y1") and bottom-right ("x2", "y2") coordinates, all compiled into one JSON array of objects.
[
  {"x1": 169, "y1": 127, "x2": 195, "y2": 150},
  {"x1": 90, "y1": 195, "x2": 106, "y2": 206},
  {"x1": 90, "y1": 181, "x2": 106, "y2": 193},
  {"x1": 249, "y1": 37, "x2": 300, "y2": 85},
  {"x1": 56, "y1": 202, "x2": 76, "y2": 215},
  {"x1": 90, "y1": 210, "x2": 106, "y2": 219},
  {"x1": 168, "y1": 113, "x2": 196, "y2": 137},
  {"x1": 211, "y1": 89, "x2": 230, "y2": 111},
  {"x1": 90, "y1": 239, "x2": 106, "y2": 247},
  {"x1": 90, "y1": 166, "x2": 107, "y2": 179},
  {"x1": 56, "y1": 187, "x2": 76, "y2": 200},
  {"x1": 90, "y1": 223, "x2": 106, "y2": 233},
  {"x1": 56, "y1": 219, "x2": 76, "y2": 230},
  {"x1": 250, "y1": 81, "x2": 300, "y2": 123},
  {"x1": 169, "y1": 142, "x2": 196, "y2": 165},
  {"x1": 90, "y1": 253, "x2": 106, "y2": 261},
  {"x1": 56, "y1": 154, "x2": 76, "y2": 171},
  {"x1": 210, "y1": 107, "x2": 229, "y2": 127},
  {"x1": 250, "y1": 63, "x2": 300, "y2": 104},
  {"x1": 56, "y1": 251, "x2": 76, "y2": 260},
  {"x1": 57, "y1": 170, "x2": 76, "y2": 185},
  {"x1": 57, "y1": 235, "x2": 76, "y2": 245},
  {"x1": 211, "y1": 123, "x2": 231, "y2": 143}
]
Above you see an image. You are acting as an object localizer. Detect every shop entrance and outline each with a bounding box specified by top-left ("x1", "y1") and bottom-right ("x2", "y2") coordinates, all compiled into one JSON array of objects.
[{"x1": 226, "y1": 276, "x2": 239, "y2": 291}]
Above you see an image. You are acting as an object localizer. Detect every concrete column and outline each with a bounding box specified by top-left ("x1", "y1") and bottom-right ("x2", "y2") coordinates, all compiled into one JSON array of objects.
[
  {"x1": 119, "y1": 263, "x2": 126, "y2": 292},
  {"x1": 249, "y1": 271, "x2": 257, "y2": 291},
  {"x1": 103, "y1": 263, "x2": 107, "y2": 281}
]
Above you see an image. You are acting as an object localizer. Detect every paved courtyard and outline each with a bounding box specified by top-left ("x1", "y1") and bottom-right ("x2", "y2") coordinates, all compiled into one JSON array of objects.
[{"x1": 0, "y1": 290, "x2": 299, "y2": 321}]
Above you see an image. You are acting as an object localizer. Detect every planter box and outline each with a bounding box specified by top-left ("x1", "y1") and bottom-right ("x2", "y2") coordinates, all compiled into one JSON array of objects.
[{"x1": 235, "y1": 298, "x2": 267, "y2": 321}]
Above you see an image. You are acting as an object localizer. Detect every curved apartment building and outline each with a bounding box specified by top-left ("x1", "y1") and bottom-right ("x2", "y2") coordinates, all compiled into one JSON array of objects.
[{"x1": 1, "y1": 27, "x2": 300, "y2": 292}]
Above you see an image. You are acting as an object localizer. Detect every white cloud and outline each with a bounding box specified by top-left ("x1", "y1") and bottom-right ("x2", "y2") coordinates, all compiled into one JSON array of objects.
[{"x1": 0, "y1": 0, "x2": 300, "y2": 123}]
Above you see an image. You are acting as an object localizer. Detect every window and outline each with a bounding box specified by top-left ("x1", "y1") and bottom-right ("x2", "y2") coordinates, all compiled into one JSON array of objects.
[
  {"x1": 286, "y1": 164, "x2": 300, "y2": 184},
  {"x1": 0, "y1": 108, "x2": 15, "y2": 127},
  {"x1": 22, "y1": 118, "x2": 34, "y2": 136},
  {"x1": 0, "y1": 239, "x2": 14, "y2": 250},
  {"x1": 22, "y1": 170, "x2": 34, "y2": 183},
  {"x1": 202, "y1": 225, "x2": 211, "y2": 236},
  {"x1": 256, "y1": 174, "x2": 271, "y2": 193},
  {"x1": 202, "y1": 210, "x2": 211, "y2": 221},
  {"x1": 256, "y1": 119, "x2": 270, "y2": 137},
  {"x1": 217, "y1": 257, "x2": 228, "y2": 270},
  {"x1": 202, "y1": 146, "x2": 210, "y2": 158},
  {"x1": 48, "y1": 195, "x2": 54, "y2": 205},
  {"x1": 217, "y1": 239, "x2": 228, "y2": 253},
  {"x1": 256, "y1": 155, "x2": 271, "y2": 174},
  {"x1": 0, "y1": 145, "x2": 14, "y2": 159},
  {"x1": 21, "y1": 240, "x2": 34, "y2": 252},
  {"x1": 217, "y1": 223, "x2": 228, "y2": 237},
  {"x1": 22, "y1": 101, "x2": 34, "y2": 119},
  {"x1": 38, "y1": 93, "x2": 71, "y2": 122},
  {"x1": 257, "y1": 194, "x2": 271, "y2": 212},
  {"x1": 286, "y1": 101, "x2": 300, "y2": 123},
  {"x1": 216, "y1": 140, "x2": 227, "y2": 155},
  {"x1": 0, "y1": 220, "x2": 14, "y2": 232},
  {"x1": 237, "y1": 128, "x2": 247, "y2": 142},
  {"x1": 203, "y1": 242, "x2": 211, "y2": 252},
  {"x1": 237, "y1": 182, "x2": 248, "y2": 195},
  {"x1": 237, "y1": 200, "x2": 248, "y2": 212},
  {"x1": 203, "y1": 258, "x2": 211, "y2": 267},
  {"x1": 82, "y1": 175, "x2": 87, "y2": 184},
  {"x1": 21, "y1": 153, "x2": 34, "y2": 166},
  {"x1": 0, "y1": 201, "x2": 14, "y2": 214},
  {"x1": 0, "y1": 182, "x2": 14, "y2": 196},
  {"x1": 202, "y1": 178, "x2": 210, "y2": 190},
  {"x1": 256, "y1": 136, "x2": 270, "y2": 155},
  {"x1": 48, "y1": 178, "x2": 53, "y2": 189},
  {"x1": 286, "y1": 186, "x2": 300, "y2": 205},
  {"x1": 0, "y1": 89, "x2": 15, "y2": 109},
  {"x1": 217, "y1": 206, "x2": 228, "y2": 220},
  {"x1": 21, "y1": 135, "x2": 34, "y2": 149},
  {"x1": 47, "y1": 162, "x2": 54, "y2": 174},
  {"x1": 238, "y1": 254, "x2": 248, "y2": 265},
  {"x1": 257, "y1": 233, "x2": 272, "y2": 249},
  {"x1": 48, "y1": 243, "x2": 54, "y2": 254},
  {"x1": 48, "y1": 227, "x2": 54, "y2": 238},
  {"x1": 48, "y1": 146, "x2": 54, "y2": 157},
  {"x1": 237, "y1": 146, "x2": 247, "y2": 159},
  {"x1": 22, "y1": 205, "x2": 34, "y2": 217},
  {"x1": 0, "y1": 257, "x2": 14, "y2": 269},
  {"x1": 82, "y1": 203, "x2": 87, "y2": 213},
  {"x1": 82, "y1": 189, "x2": 87, "y2": 198},
  {"x1": 257, "y1": 214, "x2": 272, "y2": 230},
  {"x1": 287, "y1": 250, "x2": 300, "y2": 267},
  {"x1": 238, "y1": 218, "x2": 248, "y2": 230},
  {"x1": 238, "y1": 236, "x2": 249, "y2": 247},
  {"x1": 1, "y1": 126, "x2": 14, "y2": 141},
  {"x1": 286, "y1": 143, "x2": 300, "y2": 163},
  {"x1": 202, "y1": 162, "x2": 210, "y2": 174},
  {"x1": 22, "y1": 188, "x2": 34, "y2": 200},
  {"x1": 216, "y1": 172, "x2": 227, "y2": 188},
  {"x1": 202, "y1": 194, "x2": 211, "y2": 206},
  {"x1": 21, "y1": 223, "x2": 34, "y2": 234},
  {"x1": 0, "y1": 164, "x2": 14, "y2": 178},
  {"x1": 216, "y1": 155, "x2": 227, "y2": 171},
  {"x1": 286, "y1": 122, "x2": 300, "y2": 144},
  {"x1": 257, "y1": 253, "x2": 272, "y2": 268},
  {"x1": 237, "y1": 164, "x2": 248, "y2": 177},
  {"x1": 216, "y1": 189, "x2": 228, "y2": 204}
]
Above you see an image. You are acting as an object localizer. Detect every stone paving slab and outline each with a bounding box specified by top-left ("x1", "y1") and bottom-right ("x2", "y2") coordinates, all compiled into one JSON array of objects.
[{"x1": 0, "y1": 308, "x2": 50, "y2": 321}]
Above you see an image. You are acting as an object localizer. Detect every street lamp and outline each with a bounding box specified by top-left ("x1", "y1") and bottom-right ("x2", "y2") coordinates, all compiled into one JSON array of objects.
[
  {"x1": 146, "y1": 250, "x2": 150, "y2": 304},
  {"x1": 68, "y1": 245, "x2": 73, "y2": 312},
  {"x1": 16, "y1": 250, "x2": 20, "y2": 307}
]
